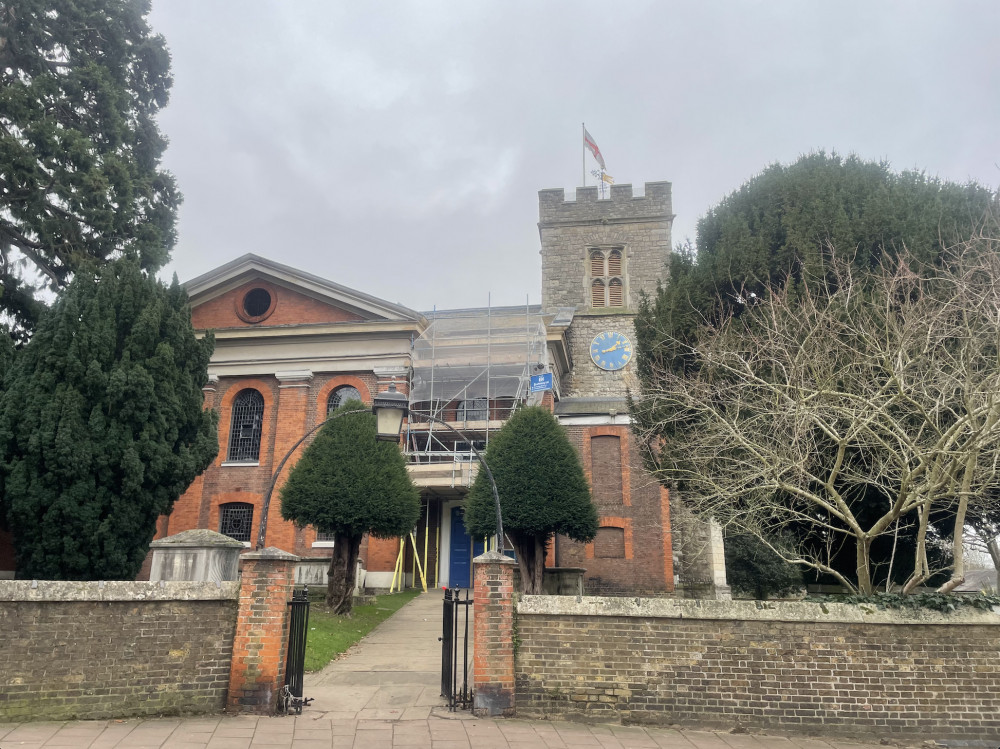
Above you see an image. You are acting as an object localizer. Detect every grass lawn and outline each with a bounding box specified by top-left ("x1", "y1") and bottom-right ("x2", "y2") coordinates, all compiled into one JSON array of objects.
[{"x1": 303, "y1": 588, "x2": 422, "y2": 672}]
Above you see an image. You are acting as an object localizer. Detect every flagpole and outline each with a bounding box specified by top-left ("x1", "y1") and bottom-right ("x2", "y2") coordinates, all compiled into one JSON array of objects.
[{"x1": 582, "y1": 122, "x2": 586, "y2": 186}]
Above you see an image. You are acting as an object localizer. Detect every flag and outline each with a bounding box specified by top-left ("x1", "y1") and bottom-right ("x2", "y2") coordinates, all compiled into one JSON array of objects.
[
  {"x1": 583, "y1": 128, "x2": 606, "y2": 170},
  {"x1": 601, "y1": 172, "x2": 614, "y2": 184}
]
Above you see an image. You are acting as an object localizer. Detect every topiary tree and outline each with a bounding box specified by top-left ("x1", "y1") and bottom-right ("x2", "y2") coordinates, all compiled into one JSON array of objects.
[
  {"x1": 464, "y1": 406, "x2": 597, "y2": 594},
  {"x1": 1, "y1": 0, "x2": 180, "y2": 341},
  {"x1": 280, "y1": 400, "x2": 420, "y2": 615},
  {"x1": 0, "y1": 258, "x2": 218, "y2": 580}
]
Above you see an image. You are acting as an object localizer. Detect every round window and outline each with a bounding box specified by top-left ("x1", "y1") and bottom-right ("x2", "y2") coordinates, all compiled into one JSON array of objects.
[{"x1": 243, "y1": 288, "x2": 272, "y2": 318}]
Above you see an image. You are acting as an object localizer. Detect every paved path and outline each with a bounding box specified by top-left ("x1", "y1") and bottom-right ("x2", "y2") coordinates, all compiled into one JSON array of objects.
[{"x1": 0, "y1": 592, "x2": 922, "y2": 748}]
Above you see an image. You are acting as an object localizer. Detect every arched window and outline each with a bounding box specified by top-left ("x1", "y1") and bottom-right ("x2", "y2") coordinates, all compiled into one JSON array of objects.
[
  {"x1": 591, "y1": 279, "x2": 606, "y2": 308},
  {"x1": 608, "y1": 278, "x2": 624, "y2": 307},
  {"x1": 607, "y1": 249, "x2": 622, "y2": 276},
  {"x1": 327, "y1": 385, "x2": 363, "y2": 414},
  {"x1": 590, "y1": 250, "x2": 605, "y2": 277},
  {"x1": 227, "y1": 389, "x2": 264, "y2": 462},
  {"x1": 589, "y1": 247, "x2": 625, "y2": 309},
  {"x1": 219, "y1": 502, "x2": 254, "y2": 543}
]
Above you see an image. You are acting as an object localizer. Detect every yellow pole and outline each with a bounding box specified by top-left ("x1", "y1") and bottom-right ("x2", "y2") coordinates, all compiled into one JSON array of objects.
[
  {"x1": 409, "y1": 532, "x2": 428, "y2": 592},
  {"x1": 433, "y1": 524, "x2": 440, "y2": 589},
  {"x1": 390, "y1": 537, "x2": 404, "y2": 593},
  {"x1": 423, "y1": 502, "x2": 430, "y2": 591}
]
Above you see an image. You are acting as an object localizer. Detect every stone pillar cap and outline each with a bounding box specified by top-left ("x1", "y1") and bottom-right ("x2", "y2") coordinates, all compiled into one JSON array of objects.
[
  {"x1": 241, "y1": 547, "x2": 300, "y2": 562},
  {"x1": 473, "y1": 550, "x2": 516, "y2": 564},
  {"x1": 150, "y1": 529, "x2": 246, "y2": 549}
]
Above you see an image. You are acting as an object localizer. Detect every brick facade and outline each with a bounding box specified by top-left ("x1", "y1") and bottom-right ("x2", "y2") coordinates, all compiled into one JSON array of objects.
[
  {"x1": 0, "y1": 581, "x2": 238, "y2": 721},
  {"x1": 163, "y1": 371, "x2": 383, "y2": 561},
  {"x1": 514, "y1": 597, "x2": 1000, "y2": 742},
  {"x1": 556, "y1": 425, "x2": 672, "y2": 594}
]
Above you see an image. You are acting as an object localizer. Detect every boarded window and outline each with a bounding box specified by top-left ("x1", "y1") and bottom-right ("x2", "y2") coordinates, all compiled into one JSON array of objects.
[
  {"x1": 591, "y1": 280, "x2": 606, "y2": 308},
  {"x1": 594, "y1": 527, "x2": 626, "y2": 558},
  {"x1": 227, "y1": 389, "x2": 264, "y2": 462},
  {"x1": 590, "y1": 435, "x2": 623, "y2": 504},
  {"x1": 608, "y1": 278, "x2": 624, "y2": 307}
]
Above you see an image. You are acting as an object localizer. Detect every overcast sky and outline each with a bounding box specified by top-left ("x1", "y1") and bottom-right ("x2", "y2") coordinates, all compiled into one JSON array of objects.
[{"x1": 148, "y1": 1, "x2": 1000, "y2": 313}]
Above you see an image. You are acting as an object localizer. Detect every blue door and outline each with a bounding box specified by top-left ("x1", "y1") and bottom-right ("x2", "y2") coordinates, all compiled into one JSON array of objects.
[{"x1": 450, "y1": 506, "x2": 472, "y2": 588}]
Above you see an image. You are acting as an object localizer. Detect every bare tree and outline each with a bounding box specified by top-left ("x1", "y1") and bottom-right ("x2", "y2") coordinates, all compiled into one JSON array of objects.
[{"x1": 633, "y1": 238, "x2": 1000, "y2": 595}]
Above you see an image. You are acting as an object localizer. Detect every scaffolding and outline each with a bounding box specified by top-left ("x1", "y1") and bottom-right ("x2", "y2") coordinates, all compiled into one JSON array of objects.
[
  {"x1": 406, "y1": 304, "x2": 549, "y2": 461},
  {"x1": 389, "y1": 304, "x2": 547, "y2": 591}
]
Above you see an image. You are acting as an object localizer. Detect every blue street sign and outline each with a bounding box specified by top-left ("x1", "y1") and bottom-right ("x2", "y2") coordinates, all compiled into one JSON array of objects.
[{"x1": 530, "y1": 373, "x2": 552, "y2": 392}]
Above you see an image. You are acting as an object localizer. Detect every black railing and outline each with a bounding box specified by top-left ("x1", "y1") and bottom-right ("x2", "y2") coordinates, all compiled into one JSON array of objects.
[
  {"x1": 282, "y1": 586, "x2": 313, "y2": 714},
  {"x1": 440, "y1": 586, "x2": 473, "y2": 711}
]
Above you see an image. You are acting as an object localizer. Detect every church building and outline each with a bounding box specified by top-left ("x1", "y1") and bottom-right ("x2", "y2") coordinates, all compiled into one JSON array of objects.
[{"x1": 3, "y1": 181, "x2": 729, "y2": 597}]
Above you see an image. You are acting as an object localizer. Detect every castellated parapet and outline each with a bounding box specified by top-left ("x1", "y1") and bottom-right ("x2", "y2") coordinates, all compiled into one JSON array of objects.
[
  {"x1": 539, "y1": 181, "x2": 673, "y2": 313},
  {"x1": 538, "y1": 181, "x2": 672, "y2": 226}
]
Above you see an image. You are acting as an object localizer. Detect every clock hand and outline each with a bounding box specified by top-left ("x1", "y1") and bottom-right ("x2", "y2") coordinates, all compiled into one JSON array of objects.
[{"x1": 601, "y1": 343, "x2": 619, "y2": 353}]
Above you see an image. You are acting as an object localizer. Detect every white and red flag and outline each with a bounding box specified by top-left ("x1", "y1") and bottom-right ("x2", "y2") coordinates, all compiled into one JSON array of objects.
[{"x1": 583, "y1": 128, "x2": 606, "y2": 170}]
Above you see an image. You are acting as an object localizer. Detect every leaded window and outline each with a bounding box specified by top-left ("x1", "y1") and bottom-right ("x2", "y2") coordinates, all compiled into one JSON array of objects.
[
  {"x1": 327, "y1": 385, "x2": 362, "y2": 414},
  {"x1": 457, "y1": 398, "x2": 488, "y2": 421},
  {"x1": 227, "y1": 389, "x2": 264, "y2": 462},
  {"x1": 315, "y1": 530, "x2": 336, "y2": 542},
  {"x1": 219, "y1": 502, "x2": 254, "y2": 543}
]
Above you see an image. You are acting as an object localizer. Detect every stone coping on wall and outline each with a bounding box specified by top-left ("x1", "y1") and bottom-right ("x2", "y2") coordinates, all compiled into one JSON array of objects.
[
  {"x1": 0, "y1": 579, "x2": 240, "y2": 602},
  {"x1": 517, "y1": 594, "x2": 1000, "y2": 626}
]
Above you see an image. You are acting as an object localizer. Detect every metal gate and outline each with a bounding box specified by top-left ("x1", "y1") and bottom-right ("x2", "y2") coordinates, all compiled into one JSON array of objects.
[
  {"x1": 281, "y1": 586, "x2": 313, "y2": 714},
  {"x1": 440, "y1": 586, "x2": 473, "y2": 710}
]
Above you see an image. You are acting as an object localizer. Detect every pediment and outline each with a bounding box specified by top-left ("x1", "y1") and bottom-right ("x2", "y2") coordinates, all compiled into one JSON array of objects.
[{"x1": 185, "y1": 254, "x2": 423, "y2": 330}]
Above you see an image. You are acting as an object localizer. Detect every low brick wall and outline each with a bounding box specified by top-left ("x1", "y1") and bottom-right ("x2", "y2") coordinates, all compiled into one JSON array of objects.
[
  {"x1": 515, "y1": 596, "x2": 1000, "y2": 741},
  {"x1": 0, "y1": 580, "x2": 239, "y2": 721}
]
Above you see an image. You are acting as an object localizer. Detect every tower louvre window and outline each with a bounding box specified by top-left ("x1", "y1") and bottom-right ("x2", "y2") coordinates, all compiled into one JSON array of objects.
[
  {"x1": 608, "y1": 249, "x2": 622, "y2": 276},
  {"x1": 590, "y1": 251, "x2": 605, "y2": 277},
  {"x1": 591, "y1": 280, "x2": 606, "y2": 308},
  {"x1": 608, "y1": 278, "x2": 624, "y2": 307},
  {"x1": 589, "y1": 247, "x2": 626, "y2": 309}
]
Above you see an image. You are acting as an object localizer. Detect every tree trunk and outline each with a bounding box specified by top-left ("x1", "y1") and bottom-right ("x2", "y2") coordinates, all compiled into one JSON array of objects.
[
  {"x1": 511, "y1": 532, "x2": 547, "y2": 595},
  {"x1": 327, "y1": 532, "x2": 363, "y2": 615},
  {"x1": 855, "y1": 534, "x2": 873, "y2": 595}
]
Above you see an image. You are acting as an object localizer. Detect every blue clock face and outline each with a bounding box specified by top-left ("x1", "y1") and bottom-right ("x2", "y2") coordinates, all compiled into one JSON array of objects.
[{"x1": 590, "y1": 331, "x2": 633, "y2": 371}]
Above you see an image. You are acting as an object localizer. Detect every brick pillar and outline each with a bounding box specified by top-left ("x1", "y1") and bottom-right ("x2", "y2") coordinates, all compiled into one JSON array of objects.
[
  {"x1": 472, "y1": 550, "x2": 516, "y2": 717},
  {"x1": 268, "y1": 370, "x2": 313, "y2": 551},
  {"x1": 227, "y1": 547, "x2": 299, "y2": 714}
]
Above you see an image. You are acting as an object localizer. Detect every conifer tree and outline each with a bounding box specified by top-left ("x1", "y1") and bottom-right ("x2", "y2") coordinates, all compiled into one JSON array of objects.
[
  {"x1": 0, "y1": 0, "x2": 179, "y2": 340},
  {"x1": 0, "y1": 259, "x2": 218, "y2": 580},
  {"x1": 280, "y1": 401, "x2": 420, "y2": 615},
  {"x1": 464, "y1": 406, "x2": 597, "y2": 594}
]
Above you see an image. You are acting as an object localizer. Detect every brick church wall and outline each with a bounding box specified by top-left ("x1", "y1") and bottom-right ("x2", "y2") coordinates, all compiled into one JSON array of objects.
[{"x1": 556, "y1": 425, "x2": 672, "y2": 595}]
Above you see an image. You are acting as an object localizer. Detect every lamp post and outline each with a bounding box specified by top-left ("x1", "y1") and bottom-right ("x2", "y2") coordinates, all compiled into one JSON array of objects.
[{"x1": 255, "y1": 382, "x2": 505, "y2": 555}]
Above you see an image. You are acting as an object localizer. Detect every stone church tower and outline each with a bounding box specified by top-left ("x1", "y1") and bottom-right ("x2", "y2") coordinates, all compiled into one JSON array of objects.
[{"x1": 539, "y1": 182, "x2": 729, "y2": 598}]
